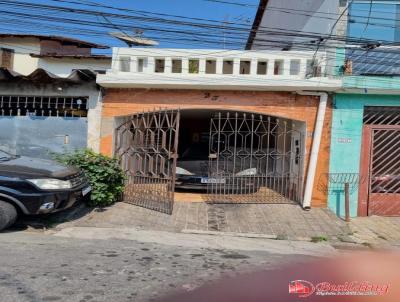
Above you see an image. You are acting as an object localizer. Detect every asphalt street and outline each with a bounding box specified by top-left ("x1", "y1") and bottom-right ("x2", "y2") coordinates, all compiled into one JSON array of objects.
[{"x1": 0, "y1": 229, "x2": 325, "y2": 302}]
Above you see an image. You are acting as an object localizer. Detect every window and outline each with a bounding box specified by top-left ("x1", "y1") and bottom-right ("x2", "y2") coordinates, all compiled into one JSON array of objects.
[
  {"x1": 240, "y1": 60, "x2": 251, "y2": 74},
  {"x1": 274, "y1": 60, "x2": 284, "y2": 75},
  {"x1": 206, "y1": 60, "x2": 216, "y2": 74},
  {"x1": 257, "y1": 61, "x2": 267, "y2": 75},
  {"x1": 223, "y1": 60, "x2": 233, "y2": 74},
  {"x1": 137, "y1": 58, "x2": 146, "y2": 72},
  {"x1": 119, "y1": 56, "x2": 131, "y2": 72},
  {"x1": 0, "y1": 48, "x2": 14, "y2": 69},
  {"x1": 189, "y1": 59, "x2": 199, "y2": 74},
  {"x1": 172, "y1": 59, "x2": 182, "y2": 73},
  {"x1": 155, "y1": 59, "x2": 165, "y2": 73},
  {"x1": 290, "y1": 60, "x2": 300, "y2": 75}
]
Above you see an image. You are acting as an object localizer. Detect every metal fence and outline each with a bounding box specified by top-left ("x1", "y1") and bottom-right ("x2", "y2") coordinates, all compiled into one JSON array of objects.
[{"x1": 207, "y1": 112, "x2": 305, "y2": 204}]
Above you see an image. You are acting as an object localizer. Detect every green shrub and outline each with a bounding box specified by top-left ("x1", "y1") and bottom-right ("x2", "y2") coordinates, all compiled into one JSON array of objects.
[{"x1": 55, "y1": 149, "x2": 125, "y2": 207}]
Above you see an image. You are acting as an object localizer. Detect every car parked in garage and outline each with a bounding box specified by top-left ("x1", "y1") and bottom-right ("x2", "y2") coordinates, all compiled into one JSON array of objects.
[
  {"x1": 175, "y1": 143, "x2": 263, "y2": 192},
  {"x1": 0, "y1": 149, "x2": 91, "y2": 231}
]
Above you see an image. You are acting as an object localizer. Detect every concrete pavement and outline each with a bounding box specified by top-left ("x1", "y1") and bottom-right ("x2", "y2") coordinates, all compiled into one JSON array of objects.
[{"x1": 0, "y1": 229, "x2": 329, "y2": 302}]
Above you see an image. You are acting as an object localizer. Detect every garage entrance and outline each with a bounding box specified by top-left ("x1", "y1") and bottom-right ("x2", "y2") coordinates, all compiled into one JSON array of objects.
[{"x1": 115, "y1": 109, "x2": 306, "y2": 214}]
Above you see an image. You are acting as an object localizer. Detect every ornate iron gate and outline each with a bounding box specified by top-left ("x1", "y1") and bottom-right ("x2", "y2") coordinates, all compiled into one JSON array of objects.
[
  {"x1": 207, "y1": 112, "x2": 304, "y2": 204},
  {"x1": 115, "y1": 109, "x2": 180, "y2": 214}
]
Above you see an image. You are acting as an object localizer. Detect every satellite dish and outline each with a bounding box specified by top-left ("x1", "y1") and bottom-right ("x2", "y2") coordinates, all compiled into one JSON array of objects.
[{"x1": 110, "y1": 31, "x2": 159, "y2": 47}]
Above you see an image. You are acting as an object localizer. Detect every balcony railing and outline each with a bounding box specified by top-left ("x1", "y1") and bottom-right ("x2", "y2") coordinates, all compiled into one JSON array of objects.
[{"x1": 110, "y1": 48, "x2": 327, "y2": 79}]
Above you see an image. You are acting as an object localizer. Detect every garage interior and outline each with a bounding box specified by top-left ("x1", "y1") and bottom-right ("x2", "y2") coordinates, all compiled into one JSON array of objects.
[
  {"x1": 115, "y1": 108, "x2": 307, "y2": 213},
  {"x1": 174, "y1": 109, "x2": 306, "y2": 204}
]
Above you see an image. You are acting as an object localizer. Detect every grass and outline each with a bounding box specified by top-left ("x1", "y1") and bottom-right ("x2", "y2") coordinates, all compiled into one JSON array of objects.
[{"x1": 311, "y1": 236, "x2": 328, "y2": 243}]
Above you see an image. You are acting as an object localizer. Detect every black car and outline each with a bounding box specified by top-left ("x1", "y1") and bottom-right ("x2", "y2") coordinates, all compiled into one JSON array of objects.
[{"x1": 0, "y1": 150, "x2": 91, "y2": 231}]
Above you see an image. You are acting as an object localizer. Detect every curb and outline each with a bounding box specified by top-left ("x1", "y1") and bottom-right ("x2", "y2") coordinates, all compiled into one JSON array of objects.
[{"x1": 181, "y1": 229, "x2": 314, "y2": 242}]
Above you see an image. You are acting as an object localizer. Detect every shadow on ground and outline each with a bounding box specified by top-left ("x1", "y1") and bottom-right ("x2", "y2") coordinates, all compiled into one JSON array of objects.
[{"x1": 9, "y1": 203, "x2": 96, "y2": 232}]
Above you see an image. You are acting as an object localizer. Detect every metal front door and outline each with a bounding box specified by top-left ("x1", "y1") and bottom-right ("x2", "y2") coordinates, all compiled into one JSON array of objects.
[
  {"x1": 207, "y1": 111, "x2": 304, "y2": 204},
  {"x1": 367, "y1": 126, "x2": 400, "y2": 216},
  {"x1": 115, "y1": 109, "x2": 180, "y2": 214}
]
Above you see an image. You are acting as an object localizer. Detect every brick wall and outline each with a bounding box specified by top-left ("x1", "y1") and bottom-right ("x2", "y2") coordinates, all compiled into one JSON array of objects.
[{"x1": 100, "y1": 88, "x2": 332, "y2": 207}]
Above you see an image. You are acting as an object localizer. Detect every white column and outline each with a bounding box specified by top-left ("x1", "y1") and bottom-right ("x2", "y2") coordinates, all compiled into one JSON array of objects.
[
  {"x1": 233, "y1": 58, "x2": 240, "y2": 75},
  {"x1": 199, "y1": 59, "x2": 206, "y2": 74},
  {"x1": 283, "y1": 59, "x2": 291, "y2": 76},
  {"x1": 182, "y1": 58, "x2": 189, "y2": 74},
  {"x1": 267, "y1": 59, "x2": 275, "y2": 75},
  {"x1": 146, "y1": 57, "x2": 155, "y2": 74},
  {"x1": 250, "y1": 59, "x2": 258, "y2": 76},
  {"x1": 165, "y1": 57, "x2": 172, "y2": 74},
  {"x1": 216, "y1": 58, "x2": 223, "y2": 74}
]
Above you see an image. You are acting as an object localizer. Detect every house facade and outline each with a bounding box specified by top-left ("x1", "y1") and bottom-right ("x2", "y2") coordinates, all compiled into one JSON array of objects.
[
  {"x1": 0, "y1": 34, "x2": 111, "y2": 158},
  {"x1": 97, "y1": 48, "x2": 341, "y2": 212}
]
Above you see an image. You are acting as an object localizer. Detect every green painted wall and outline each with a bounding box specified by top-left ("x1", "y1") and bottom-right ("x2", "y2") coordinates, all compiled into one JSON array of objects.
[
  {"x1": 344, "y1": 76, "x2": 400, "y2": 90},
  {"x1": 328, "y1": 94, "x2": 400, "y2": 217}
]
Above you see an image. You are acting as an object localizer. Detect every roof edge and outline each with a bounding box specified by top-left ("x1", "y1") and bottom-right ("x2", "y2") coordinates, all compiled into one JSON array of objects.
[
  {"x1": 0, "y1": 33, "x2": 109, "y2": 49},
  {"x1": 245, "y1": 0, "x2": 269, "y2": 50}
]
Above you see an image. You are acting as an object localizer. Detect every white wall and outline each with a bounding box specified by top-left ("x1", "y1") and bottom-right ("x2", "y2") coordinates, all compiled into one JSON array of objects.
[
  {"x1": 0, "y1": 37, "x2": 111, "y2": 76},
  {"x1": 38, "y1": 57, "x2": 110, "y2": 77},
  {"x1": 0, "y1": 37, "x2": 40, "y2": 75}
]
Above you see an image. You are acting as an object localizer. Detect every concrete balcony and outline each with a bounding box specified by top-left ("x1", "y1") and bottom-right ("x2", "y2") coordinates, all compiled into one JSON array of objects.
[{"x1": 98, "y1": 48, "x2": 341, "y2": 91}]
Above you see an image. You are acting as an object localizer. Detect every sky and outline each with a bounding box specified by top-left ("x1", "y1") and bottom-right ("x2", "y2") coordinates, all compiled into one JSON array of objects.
[
  {"x1": 0, "y1": 0, "x2": 260, "y2": 52},
  {"x1": 2, "y1": 0, "x2": 398, "y2": 54},
  {"x1": 348, "y1": 2, "x2": 398, "y2": 43}
]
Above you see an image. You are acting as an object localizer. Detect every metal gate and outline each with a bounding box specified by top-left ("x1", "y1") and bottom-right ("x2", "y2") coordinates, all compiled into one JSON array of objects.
[
  {"x1": 361, "y1": 126, "x2": 400, "y2": 216},
  {"x1": 115, "y1": 109, "x2": 180, "y2": 214},
  {"x1": 207, "y1": 112, "x2": 304, "y2": 204},
  {"x1": 359, "y1": 107, "x2": 400, "y2": 216},
  {"x1": 0, "y1": 95, "x2": 88, "y2": 159}
]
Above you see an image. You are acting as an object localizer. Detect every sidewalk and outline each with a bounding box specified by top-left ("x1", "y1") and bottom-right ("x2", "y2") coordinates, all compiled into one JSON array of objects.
[
  {"x1": 57, "y1": 202, "x2": 349, "y2": 239},
  {"x1": 23, "y1": 201, "x2": 400, "y2": 248}
]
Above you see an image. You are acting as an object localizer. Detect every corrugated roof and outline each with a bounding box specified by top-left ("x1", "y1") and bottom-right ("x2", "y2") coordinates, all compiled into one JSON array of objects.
[
  {"x1": 346, "y1": 47, "x2": 400, "y2": 76},
  {"x1": 0, "y1": 68, "x2": 97, "y2": 83},
  {"x1": 0, "y1": 33, "x2": 109, "y2": 49}
]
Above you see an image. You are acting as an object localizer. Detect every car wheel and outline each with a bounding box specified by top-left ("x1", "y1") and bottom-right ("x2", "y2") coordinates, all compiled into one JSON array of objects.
[{"x1": 0, "y1": 201, "x2": 18, "y2": 231}]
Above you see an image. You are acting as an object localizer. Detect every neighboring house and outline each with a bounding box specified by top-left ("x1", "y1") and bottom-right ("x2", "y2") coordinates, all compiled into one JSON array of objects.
[
  {"x1": 0, "y1": 33, "x2": 110, "y2": 76},
  {"x1": 248, "y1": 0, "x2": 400, "y2": 217},
  {"x1": 96, "y1": 48, "x2": 341, "y2": 214},
  {"x1": 0, "y1": 34, "x2": 112, "y2": 158},
  {"x1": 329, "y1": 1, "x2": 400, "y2": 217}
]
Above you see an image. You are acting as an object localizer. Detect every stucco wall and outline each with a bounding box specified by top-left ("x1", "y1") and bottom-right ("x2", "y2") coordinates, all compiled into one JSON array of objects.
[
  {"x1": 0, "y1": 37, "x2": 40, "y2": 75},
  {"x1": 329, "y1": 94, "x2": 400, "y2": 217}
]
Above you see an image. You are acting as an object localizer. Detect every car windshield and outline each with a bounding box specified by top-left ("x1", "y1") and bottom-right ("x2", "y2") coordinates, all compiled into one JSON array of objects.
[
  {"x1": 0, "y1": 150, "x2": 15, "y2": 161},
  {"x1": 181, "y1": 143, "x2": 209, "y2": 160}
]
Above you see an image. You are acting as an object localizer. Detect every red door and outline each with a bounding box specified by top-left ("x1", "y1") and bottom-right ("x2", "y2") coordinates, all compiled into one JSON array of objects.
[{"x1": 359, "y1": 125, "x2": 400, "y2": 216}]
